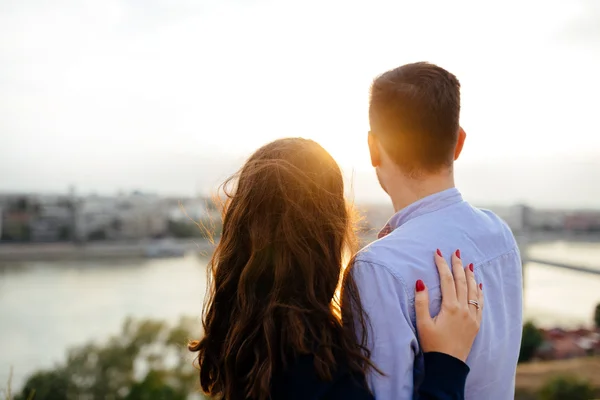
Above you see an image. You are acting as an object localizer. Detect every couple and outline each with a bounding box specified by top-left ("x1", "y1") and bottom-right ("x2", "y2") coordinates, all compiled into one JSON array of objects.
[{"x1": 189, "y1": 62, "x2": 523, "y2": 399}]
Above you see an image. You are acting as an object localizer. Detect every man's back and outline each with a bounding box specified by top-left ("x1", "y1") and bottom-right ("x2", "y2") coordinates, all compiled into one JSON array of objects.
[{"x1": 354, "y1": 188, "x2": 523, "y2": 400}]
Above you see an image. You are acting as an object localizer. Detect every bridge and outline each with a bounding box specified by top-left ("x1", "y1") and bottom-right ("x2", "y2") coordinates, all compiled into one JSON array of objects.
[
  {"x1": 515, "y1": 231, "x2": 600, "y2": 276},
  {"x1": 525, "y1": 258, "x2": 600, "y2": 275}
]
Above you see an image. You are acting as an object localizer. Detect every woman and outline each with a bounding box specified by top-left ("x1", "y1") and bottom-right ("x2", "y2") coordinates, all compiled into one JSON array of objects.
[{"x1": 189, "y1": 138, "x2": 483, "y2": 399}]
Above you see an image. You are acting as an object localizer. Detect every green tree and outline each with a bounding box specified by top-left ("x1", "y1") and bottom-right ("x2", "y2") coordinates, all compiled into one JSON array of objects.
[
  {"x1": 15, "y1": 317, "x2": 208, "y2": 400},
  {"x1": 18, "y1": 370, "x2": 69, "y2": 399},
  {"x1": 538, "y1": 376, "x2": 595, "y2": 400},
  {"x1": 519, "y1": 321, "x2": 544, "y2": 363},
  {"x1": 594, "y1": 302, "x2": 600, "y2": 329}
]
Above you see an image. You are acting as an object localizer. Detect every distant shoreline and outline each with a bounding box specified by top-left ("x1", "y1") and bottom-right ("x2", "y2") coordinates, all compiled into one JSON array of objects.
[
  {"x1": 0, "y1": 233, "x2": 377, "y2": 263},
  {"x1": 1, "y1": 231, "x2": 599, "y2": 263},
  {"x1": 0, "y1": 239, "x2": 216, "y2": 262}
]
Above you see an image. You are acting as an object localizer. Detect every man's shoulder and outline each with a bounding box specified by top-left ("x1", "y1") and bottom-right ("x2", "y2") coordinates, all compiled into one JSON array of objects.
[
  {"x1": 471, "y1": 206, "x2": 520, "y2": 248},
  {"x1": 354, "y1": 202, "x2": 518, "y2": 277},
  {"x1": 353, "y1": 230, "x2": 433, "y2": 289},
  {"x1": 355, "y1": 231, "x2": 413, "y2": 266},
  {"x1": 474, "y1": 206, "x2": 516, "y2": 231}
]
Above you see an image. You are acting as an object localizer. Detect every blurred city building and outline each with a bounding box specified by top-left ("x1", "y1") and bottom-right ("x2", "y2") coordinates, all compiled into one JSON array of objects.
[
  {"x1": 0, "y1": 189, "x2": 220, "y2": 243},
  {"x1": 1, "y1": 191, "x2": 600, "y2": 244}
]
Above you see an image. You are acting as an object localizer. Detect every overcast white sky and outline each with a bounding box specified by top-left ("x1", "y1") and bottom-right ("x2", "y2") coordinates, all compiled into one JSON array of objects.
[{"x1": 1, "y1": 0, "x2": 599, "y2": 207}]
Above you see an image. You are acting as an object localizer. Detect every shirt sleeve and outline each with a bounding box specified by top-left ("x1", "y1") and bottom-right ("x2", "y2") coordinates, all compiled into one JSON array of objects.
[
  {"x1": 351, "y1": 259, "x2": 419, "y2": 400},
  {"x1": 419, "y1": 352, "x2": 469, "y2": 400}
]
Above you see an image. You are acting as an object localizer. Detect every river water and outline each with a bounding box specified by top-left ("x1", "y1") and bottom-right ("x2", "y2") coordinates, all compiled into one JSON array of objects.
[{"x1": 1, "y1": 241, "x2": 599, "y2": 390}]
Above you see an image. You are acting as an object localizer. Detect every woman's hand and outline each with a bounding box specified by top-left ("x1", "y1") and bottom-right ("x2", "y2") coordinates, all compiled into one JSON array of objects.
[{"x1": 414, "y1": 250, "x2": 484, "y2": 362}]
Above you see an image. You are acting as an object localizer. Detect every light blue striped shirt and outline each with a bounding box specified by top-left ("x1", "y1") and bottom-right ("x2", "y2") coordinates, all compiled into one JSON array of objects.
[{"x1": 354, "y1": 188, "x2": 523, "y2": 400}]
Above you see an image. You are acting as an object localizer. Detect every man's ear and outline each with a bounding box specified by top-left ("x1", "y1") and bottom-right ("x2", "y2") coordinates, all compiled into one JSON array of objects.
[
  {"x1": 454, "y1": 127, "x2": 466, "y2": 160},
  {"x1": 368, "y1": 131, "x2": 381, "y2": 167}
]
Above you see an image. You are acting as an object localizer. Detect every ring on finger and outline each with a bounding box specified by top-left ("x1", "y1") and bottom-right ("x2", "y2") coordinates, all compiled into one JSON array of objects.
[{"x1": 468, "y1": 299, "x2": 480, "y2": 310}]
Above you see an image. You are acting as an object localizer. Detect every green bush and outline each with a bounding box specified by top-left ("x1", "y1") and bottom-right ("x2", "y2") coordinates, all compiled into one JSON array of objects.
[
  {"x1": 519, "y1": 321, "x2": 544, "y2": 363},
  {"x1": 14, "y1": 317, "x2": 210, "y2": 400},
  {"x1": 538, "y1": 376, "x2": 595, "y2": 400}
]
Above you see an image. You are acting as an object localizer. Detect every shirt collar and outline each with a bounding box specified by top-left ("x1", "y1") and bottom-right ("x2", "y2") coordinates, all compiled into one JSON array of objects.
[{"x1": 378, "y1": 188, "x2": 464, "y2": 238}]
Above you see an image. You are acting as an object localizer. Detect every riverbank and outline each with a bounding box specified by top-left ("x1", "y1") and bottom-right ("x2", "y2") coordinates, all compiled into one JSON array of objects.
[
  {"x1": 0, "y1": 233, "x2": 369, "y2": 262},
  {"x1": 3, "y1": 230, "x2": 600, "y2": 263},
  {"x1": 0, "y1": 239, "x2": 216, "y2": 262}
]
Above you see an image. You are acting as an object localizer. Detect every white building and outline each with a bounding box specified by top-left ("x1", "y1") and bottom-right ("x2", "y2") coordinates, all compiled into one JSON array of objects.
[
  {"x1": 75, "y1": 196, "x2": 119, "y2": 240},
  {"x1": 76, "y1": 193, "x2": 170, "y2": 241}
]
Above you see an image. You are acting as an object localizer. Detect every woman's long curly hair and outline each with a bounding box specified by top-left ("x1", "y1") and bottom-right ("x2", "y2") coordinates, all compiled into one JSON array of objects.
[{"x1": 188, "y1": 138, "x2": 376, "y2": 400}]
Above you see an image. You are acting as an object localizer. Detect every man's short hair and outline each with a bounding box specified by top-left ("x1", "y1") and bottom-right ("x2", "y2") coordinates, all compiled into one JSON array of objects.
[{"x1": 369, "y1": 62, "x2": 461, "y2": 175}]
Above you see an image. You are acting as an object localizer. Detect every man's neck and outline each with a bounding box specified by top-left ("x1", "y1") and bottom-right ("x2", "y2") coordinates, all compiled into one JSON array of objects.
[{"x1": 388, "y1": 173, "x2": 455, "y2": 213}]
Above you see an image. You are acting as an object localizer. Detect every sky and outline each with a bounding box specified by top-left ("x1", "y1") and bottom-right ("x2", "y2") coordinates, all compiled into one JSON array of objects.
[{"x1": 1, "y1": 0, "x2": 599, "y2": 208}]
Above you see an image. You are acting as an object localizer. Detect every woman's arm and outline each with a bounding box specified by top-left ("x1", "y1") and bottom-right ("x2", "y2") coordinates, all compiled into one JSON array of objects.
[
  {"x1": 414, "y1": 250, "x2": 484, "y2": 400},
  {"x1": 418, "y1": 352, "x2": 470, "y2": 399}
]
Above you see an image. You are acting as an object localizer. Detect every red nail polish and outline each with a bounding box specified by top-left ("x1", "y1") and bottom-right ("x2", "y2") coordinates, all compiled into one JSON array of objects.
[
  {"x1": 469, "y1": 263, "x2": 474, "y2": 272},
  {"x1": 436, "y1": 249, "x2": 442, "y2": 257},
  {"x1": 479, "y1": 283, "x2": 483, "y2": 290},
  {"x1": 416, "y1": 279, "x2": 425, "y2": 292},
  {"x1": 455, "y1": 249, "x2": 461, "y2": 259}
]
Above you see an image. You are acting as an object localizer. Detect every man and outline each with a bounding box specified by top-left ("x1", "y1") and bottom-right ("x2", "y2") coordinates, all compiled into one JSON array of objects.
[{"x1": 353, "y1": 62, "x2": 523, "y2": 399}]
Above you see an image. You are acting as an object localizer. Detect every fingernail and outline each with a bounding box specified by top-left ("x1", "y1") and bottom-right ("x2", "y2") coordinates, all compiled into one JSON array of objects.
[
  {"x1": 469, "y1": 263, "x2": 474, "y2": 272},
  {"x1": 436, "y1": 249, "x2": 442, "y2": 257},
  {"x1": 455, "y1": 249, "x2": 461, "y2": 259},
  {"x1": 416, "y1": 279, "x2": 425, "y2": 292},
  {"x1": 479, "y1": 283, "x2": 483, "y2": 290}
]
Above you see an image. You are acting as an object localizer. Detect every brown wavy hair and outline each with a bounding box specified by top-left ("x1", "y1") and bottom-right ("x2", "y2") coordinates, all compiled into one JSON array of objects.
[{"x1": 188, "y1": 138, "x2": 376, "y2": 400}]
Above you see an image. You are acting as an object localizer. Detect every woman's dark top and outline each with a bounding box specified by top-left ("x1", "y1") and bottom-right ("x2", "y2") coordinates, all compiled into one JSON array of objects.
[{"x1": 270, "y1": 352, "x2": 469, "y2": 400}]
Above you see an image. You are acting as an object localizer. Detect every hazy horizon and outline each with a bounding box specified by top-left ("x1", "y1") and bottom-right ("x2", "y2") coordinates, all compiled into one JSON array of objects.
[
  {"x1": 2, "y1": 150, "x2": 599, "y2": 210},
  {"x1": 2, "y1": 0, "x2": 600, "y2": 209}
]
